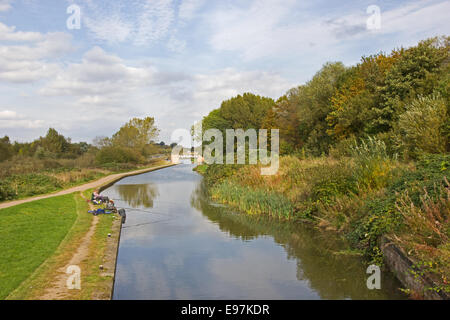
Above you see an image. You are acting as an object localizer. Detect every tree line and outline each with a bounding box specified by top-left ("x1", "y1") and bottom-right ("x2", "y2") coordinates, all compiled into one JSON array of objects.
[
  {"x1": 0, "y1": 116, "x2": 169, "y2": 166},
  {"x1": 201, "y1": 37, "x2": 449, "y2": 159}
]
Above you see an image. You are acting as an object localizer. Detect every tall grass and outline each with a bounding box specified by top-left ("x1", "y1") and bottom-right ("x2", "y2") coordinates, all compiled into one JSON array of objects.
[
  {"x1": 211, "y1": 182, "x2": 295, "y2": 220},
  {"x1": 350, "y1": 136, "x2": 397, "y2": 191}
]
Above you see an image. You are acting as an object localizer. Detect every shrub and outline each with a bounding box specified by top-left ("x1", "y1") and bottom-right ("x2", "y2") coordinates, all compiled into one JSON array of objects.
[
  {"x1": 347, "y1": 153, "x2": 449, "y2": 261},
  {"x1": 95, "y1": 146, "x2": 144, "y2": 165},
  {"x1": 396, "y1": 94, "x2": 448, "y2": 158},
  {"x1": 0, "y1": 182, "x2": 15, "y2": 201},
  {"x1": 203, "y1": 163, "x2": 242, "y2": 186},
  {"x1": 308, "y1": 161, "x2": 357, "y2": 203},
  {"x1": 329, "y1": 136, "x2": 357, "y2": 159},
  {"x1": 388, "y1": 153, "x2": 450, "y2": 206},
  {"x1": 0, "y1": 174, "x2": 62, "y2": 200},
  {"x1": 350, "y1": 136, "x2": 396, "y2": 191}
]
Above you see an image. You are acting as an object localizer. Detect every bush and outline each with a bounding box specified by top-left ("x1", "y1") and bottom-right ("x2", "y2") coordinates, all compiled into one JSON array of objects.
[
  {"x1": 388, "y1": 153, "x2": 450, "y2": 206},
  {"x1": 0, "y1": 182, "x2": 15, "y2": 201},
  {"x1": 350, "y1": 136, "x2": 396, "y2": 191},
  {"x1": 0, "y1": 174, "x2": 62, "y2": 201},
  {"x1": 329, "y1": 136, "x2": 357, "y2": 159},
  {"x1": 346, "y1": 153, "x2": 449, "y2": 260},
  {"x1": 203, "y1": 164, "x2": 243, "y2": 186},
  {"x1": 95, "y1": 146, "x2": 144, "y2": 165},
  {"x1": 309, "y1": 162, "x2": 358, "y2": 203},
  {"x1": 396, "y1": 94, "x2": 448, "y2": 158}
]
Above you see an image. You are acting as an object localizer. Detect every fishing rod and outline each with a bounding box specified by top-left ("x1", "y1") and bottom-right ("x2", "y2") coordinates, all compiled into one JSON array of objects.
[
  {"x1": 122, "y1": 217, "x2": 175, "y2": 229},
  {"x1": 116, "y1": 206, "x2": 176, "y2": 217},
  {"x1": 109, "y1": 198, "x2": 188, "y2": 206}
]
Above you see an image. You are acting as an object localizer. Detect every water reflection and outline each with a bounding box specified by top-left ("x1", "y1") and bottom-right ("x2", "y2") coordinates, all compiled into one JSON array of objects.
[
  {"x1": 105, "y1": 163, "x2": 405, "y2": 300},
  {"x1": 190, "y1": 180, "x2": 405, "y2": 300},
  {"x1": 116, "y1": 183, "x2": 159, "y2": 208}
]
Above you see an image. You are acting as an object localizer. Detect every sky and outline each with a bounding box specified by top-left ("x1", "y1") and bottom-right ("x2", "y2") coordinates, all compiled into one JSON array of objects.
[{"x1": 0, "y1": 0, "x2": 449, "y2": 144}]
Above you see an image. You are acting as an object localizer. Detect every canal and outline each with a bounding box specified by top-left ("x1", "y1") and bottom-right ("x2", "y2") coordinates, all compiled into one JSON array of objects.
[{"x1": 102, "y1": 162, "x2": 405, "y2": 299}]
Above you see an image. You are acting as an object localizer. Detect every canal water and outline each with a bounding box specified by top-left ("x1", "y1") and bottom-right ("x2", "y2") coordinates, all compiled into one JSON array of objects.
[{"x1": 103, "y1": 162, "x2": 405, "y2": 300}]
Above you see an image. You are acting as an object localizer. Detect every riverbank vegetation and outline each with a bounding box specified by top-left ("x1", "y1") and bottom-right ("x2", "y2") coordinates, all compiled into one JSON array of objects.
[
  {"x1": 0, "y1": 117, "x2": 172, "y2": 202},
  {"x1": 197, "y1": 37, "x2": 450, "y2": 297}
]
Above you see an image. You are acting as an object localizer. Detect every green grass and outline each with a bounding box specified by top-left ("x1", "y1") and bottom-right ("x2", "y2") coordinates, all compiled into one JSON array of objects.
[
  {"x1": 211, "y1": 182, "x2": 296, "y2": 219},
  {"x1": 0, "y1": 194, "x2": 77, "y2": 299},
  {"x1": 193, "y1": 164, "x2": 208, "y2": 175}
]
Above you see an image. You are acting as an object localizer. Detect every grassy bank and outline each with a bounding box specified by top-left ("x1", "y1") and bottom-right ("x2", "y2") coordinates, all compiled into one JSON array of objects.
[
  {"x1": 4, "y1": 189, "x2": 121, "y2": 300},
  {"x1": 69, "y1": 189, "x2": 122, "y2": 300},
  {"x1": 198, "y1": 151, "x2": 450, "y2": 297},
  {"x1": 0, "y1": 194, "x2": 78, "y2": 299}
]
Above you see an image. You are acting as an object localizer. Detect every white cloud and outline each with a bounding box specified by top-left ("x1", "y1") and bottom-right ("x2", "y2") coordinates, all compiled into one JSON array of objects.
[
  {"x1": 84, "y1": 13, "x2": 133, "y2": 44},
  {"x1": 0, "y1": 110, "x2": 44, "y2": 129},
  {"x1": 193, "y1": 68, "x2": 291, "y2": 101},
  {"x1": 167, "y1": 35, "x2": 186, "y2": 53},
  {"x1": 0, "y1": 23, "x2": 73, "y2": 83},
  {"x1": 79, "y1": 0, "x2": 175, "y2": 46},
  {"x1": 36, "y1": 45, "x2": 292, "y2": 141},
  {"x1": 0, "y1": 22, "x2": 43, "y2": 41},
  {"x1": 178, "y1": 0, "x2": 205, "y2": 21},
  {"x1": 0, "y1": 119, "x2": 45, "y2": 129},
  {"x1": 0, "y1": 0, "x2": 13, "y2": 12},
  {"x1": 0, "y1": 110, "x2": 19, "y2": 119},
  {"x1": 39, "y1": 46, "x2": 154, "y2": 102},
  {"x1": 208, "y1": 0, "x2": 450, "y2": 60},
  {"x1": 133, "y1": 0, "x2": 174, "y2": 45},
  {"x1": 379, "y1": 0, "x2": 450, "y2": 36}
]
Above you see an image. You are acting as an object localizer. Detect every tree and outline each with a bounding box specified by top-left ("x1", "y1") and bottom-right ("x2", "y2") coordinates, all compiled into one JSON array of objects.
[
  {"x1": 374, "y1": 37, "x2": 449, "y2": 132},
  {"x1": 263, "y1": 93, "x2": 302, "y2": 154},
  {"x1": 201, "y1": 93, "x2": 275, "y2": 156},
  {"x1": 112, "y1": 117, "x2": 159, "y2": 150},
  {"x1": 0, "y1": 136, "x2": 13, "y2": 162},
  {"x1": 40, "y1": 128, "x2": 70, "y2": 155},
  {"x1": 326, "y1": 53, "x2": 400, "y2": 139},
  {"x1": 219, "y1": 93, "x2": 274, "y2": 130},
  {"x1": 294, "y1": 62, "x2": 347, "y2": 155},
  {"x1": 93, "y1": 136, "x2": 112, "y2": 149},
  {"x1": 202, "y1": 93, "x2": 274, "y2": 134}
]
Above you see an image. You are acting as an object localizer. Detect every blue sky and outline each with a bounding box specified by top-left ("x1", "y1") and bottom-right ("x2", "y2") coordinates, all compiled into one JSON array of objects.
[{"x1": 0, "y1": 0, "x2": 449, "y2": 143}]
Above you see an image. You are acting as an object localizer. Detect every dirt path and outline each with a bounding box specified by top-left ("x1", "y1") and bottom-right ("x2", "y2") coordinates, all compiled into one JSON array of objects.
[
  {"x1": 0, "y1": 163, "x2": 175, "y2": 210},
  {"x1": 39, "y1": 194, "x2": 99, "y2": 300}
]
